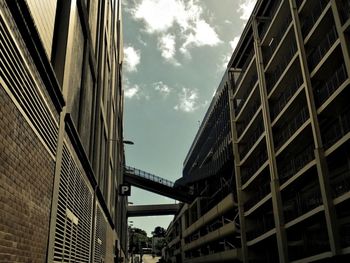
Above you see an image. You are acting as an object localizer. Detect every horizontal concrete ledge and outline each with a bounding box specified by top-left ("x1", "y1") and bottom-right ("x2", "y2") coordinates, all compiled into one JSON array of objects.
[
  {"x1": 184, "y1": 248, "x2": 241, "y2": 263},
  {"x1": 183, "y1": 193, "x2": 237, "y2": 238},
  {"x1": 168, "y1": 236, "x2": 181, "y2": 248},
  {"x1": 127, "y1": 204, "x2": 180, "y2": 217},
  {"x1": 184, "y1": 222, "x2": 238, "y2": 252}
]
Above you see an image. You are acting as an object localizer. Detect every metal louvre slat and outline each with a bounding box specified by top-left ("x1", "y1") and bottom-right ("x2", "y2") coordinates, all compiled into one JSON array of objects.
[
  {"x1": 53, "y1": 142, "x2": 93, "y2": 262},
  {"x1": 0, "y1": 14, "x2": 58, "y2": 154},
  {"x1": 1, "y1": 36, "x2": 58, "y2": 153},
  {"x1": 94, "y1": 205, "x2": 107, "y2": 262}
]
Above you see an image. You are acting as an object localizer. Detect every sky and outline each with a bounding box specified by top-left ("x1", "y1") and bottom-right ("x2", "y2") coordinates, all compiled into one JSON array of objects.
[{"x1": 122, "y1": 0, "x2": 256, "y2": 236}]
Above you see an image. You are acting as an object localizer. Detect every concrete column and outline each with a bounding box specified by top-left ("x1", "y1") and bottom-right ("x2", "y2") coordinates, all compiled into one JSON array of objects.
[
  {"x1": 47, "y1": 106, "x2": 67, "y2": 263},
  {"x1": 227, "y1": 74, "x2": 248, "y2": 262},
  {"x1": 289, "y1": 0, "x2": 340, "y2": 255},
  {"x1": 252, "y1": 18, "x2": 289, "y2": 263},
  {"x1": 180, "y1": 213, "x2": 187, "y2": 263}
]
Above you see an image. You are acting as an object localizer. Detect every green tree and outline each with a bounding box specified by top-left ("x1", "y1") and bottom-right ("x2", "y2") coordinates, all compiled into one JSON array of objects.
[
  {"x1": 129, "y1": 227, "x2": 149, "y2": 254},
  {"x1": 151, "y1": 226, "x2": 166, "y2": 237}
]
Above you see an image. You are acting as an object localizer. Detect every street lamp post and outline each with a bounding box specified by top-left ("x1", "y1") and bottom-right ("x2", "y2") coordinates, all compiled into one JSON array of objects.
[{"x1": 128, "y1": 220, "x2": 135, "y2": 263}]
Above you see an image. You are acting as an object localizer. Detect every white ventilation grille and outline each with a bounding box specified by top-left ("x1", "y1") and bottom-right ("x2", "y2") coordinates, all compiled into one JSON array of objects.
[
  {"x1": 94, "y1": 204, "x2": 107, "y2": 263},
  {"x1": 53, "y1": 142, "x2": 94, "y2": 262},
  {"x1": 0, "y1": 3, "x2": 58, "y2": 155}
]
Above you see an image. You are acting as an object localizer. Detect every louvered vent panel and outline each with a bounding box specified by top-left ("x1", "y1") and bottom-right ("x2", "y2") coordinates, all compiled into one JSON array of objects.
[
  {"x1": 53, "y1": 143, "x2": 93, "y2": 262},
  {"x1": 0, "y1": 6, "x2": 58, "y2": 154},
  {"x1": 94, "y1": 204, "x2": 107, "y2": 263}
]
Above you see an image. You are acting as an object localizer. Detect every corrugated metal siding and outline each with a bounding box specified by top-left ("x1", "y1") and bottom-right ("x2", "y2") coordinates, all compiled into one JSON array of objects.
[{"x1": 25, "y1": 0, "x2": 57, "y2": 57}]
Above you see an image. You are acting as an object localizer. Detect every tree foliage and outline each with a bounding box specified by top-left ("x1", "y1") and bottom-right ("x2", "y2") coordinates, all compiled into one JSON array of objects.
[
  {"x1": 152, "y1": 226, "x2": 166, "y2": 237},
  {"x1": 129, "y1": 227, "x2": 150, "y2": 254}
]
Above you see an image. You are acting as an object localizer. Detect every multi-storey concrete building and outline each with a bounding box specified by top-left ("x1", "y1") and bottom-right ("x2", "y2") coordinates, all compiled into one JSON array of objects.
[
  {"x1": 0, "y1": 0, "x2": 127, "y2": 262},
  {"x1": 166, "y1": 0, "x2": 350, "y2": 262},
  {"x1": 166, "y1": 77, "x2": 241, "y2": 263}
]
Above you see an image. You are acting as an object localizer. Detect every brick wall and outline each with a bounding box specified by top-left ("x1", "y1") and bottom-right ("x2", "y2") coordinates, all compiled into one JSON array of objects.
[{"x1": 0, "y1": 87, "x2": 55, "y2": 262}]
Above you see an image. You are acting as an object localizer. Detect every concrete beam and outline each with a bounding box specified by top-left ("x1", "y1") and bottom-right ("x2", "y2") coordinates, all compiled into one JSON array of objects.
[{"x1": 127, "y1": 204, "x2": 181, "y2": 217}]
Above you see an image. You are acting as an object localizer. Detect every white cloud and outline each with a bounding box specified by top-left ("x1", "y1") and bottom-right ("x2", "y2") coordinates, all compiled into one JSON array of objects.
[
  {"x1": 124, "y1": 84, "x2": 140, "y2": 99},
  {"x1": 238, "y1": 0, "x2": 257, "y2": 21},
  {"x1": 123, "y1": 78, "x2": 141, "y2": 99},
  {"x1": 174, "y1": 88, "x2": 199, "y2": 112},
  {"x1": 129, "y1": 0, "x2": 222, "y2": 60},
  {"x1": 180, "y1": 20, "x2": 222, "y2": 56},
  {"x1": 123, "y1": 46, "x2": 141, "y2": 72},
  {"x1": 230, "y1": 36, "x2": 240, "y2": 51},
  {"x1": 153, "y1": 81, "x2": 172, "y2": 97},
  {"x1": 158, "y1": 34, "x2": 180, "y2": 66},
  {"x1": 133, "y1": 0, "x2": 180, "y2": 33}
]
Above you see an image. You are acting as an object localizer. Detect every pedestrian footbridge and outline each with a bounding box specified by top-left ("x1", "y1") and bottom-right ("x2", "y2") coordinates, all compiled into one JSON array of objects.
[
  {"x1": 124, "y1": 166, "x2": 193, "y2": 203},
  {"x1": 127, "y1": 204, "x2": 181, "y2": 217}
]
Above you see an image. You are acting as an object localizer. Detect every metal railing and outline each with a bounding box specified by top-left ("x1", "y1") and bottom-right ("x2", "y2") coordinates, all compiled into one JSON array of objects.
[
  {"x1": 246, "y1": 212, "x2": 275, "y2": 241},
  {"x1": 270, "y1": 74, "x2": 303, "y2": 120},
  {"x1": 239, "y1": 124, "x2": 264, "y2": 159},
  {"x1": 339, "y1": 0, "x2": 350, "y2": 24},
  {"x1": 236, "y1": 99, "x2": 261, "y2": 137},
  {"x1": 235, "y1": 75, "x2": 258, "y2": 116},
  {"x1": 244, "y1": 180, "x2": 270, "y2": 211},
  {"x1": 278, "y1": 145, "x2": 314, "y2": 183},
  {"x1": 266, "y1": 41, "x2": 298, "y2": 93},
  {"x1": 300, "y1": 0, "x2": 329, "y2": 37},
  {"x1": 307, "y1": 26, "x2": 338, "y2": 70},
  {"x1": 241, "y1": 150, "x2": 268, "y2": 184},
  {"x1": 284, "y1": 186, "x2": 323, "y2": 222},
  {"x1": 274, "y1": 106, "x2": 309, "y2": 150},
  {"x1": 314, "y1": 64, "x2": 348, "y2": 107},
  {"x1": 258, "y1": 0, "x2": 283, "y2": 40},
  {"x1": 340, "y1": 223, "x2": 350, "y2": 247},
  {"x1": 234, "y1": 50, "x2": 255, "y2": 92},
  {"x1": 124, "y1": 166, "x2": 175, "y2": 187},
  {"x1": 289, "y1": 227, "x2": 330, "y2": 261},
  {"x1": 322, "y1": 108, "x2": 350, "y2": 149},
  {"x1": 329, "y1": 169, "x2": 350, "y2": 198},
  {"x1": 263, "y1": 15, "x2": 292, "y2": 66}
]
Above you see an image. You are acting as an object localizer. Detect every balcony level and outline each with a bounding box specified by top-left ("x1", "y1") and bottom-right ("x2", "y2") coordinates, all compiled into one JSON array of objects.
[
  {"x1": 335, "y1": 199, "x2": 350, "y2": 252},
  {"x1": 259, "y1": 0, "x2": 285, "y2": 44},
  {"x1": 269, "y1": 74, "x2": 304, "y2": 124},
  {"x1": 338, "y1": 0, "x2": 350, "y2": 25},
  {"x1": 263, "y1": 15, "x2": 294, "y2": 71},
  {"x1": 238, "y1": 114, "x2": 265, "y2": 162},
  {"x1": 273, "y1": 104, "x2": 310, "y2": 154},
  {"x1": 313, "y1": 58, "x2": 349, "y2": 112},
  {"x1": 306, "y1": 25, "x2": 339, "y2": 73},
  {"x1": 287, "y1": 214, "x2": 331, "y2": 262},
  {"x1": 321, "y1": 104, "x2": 350, "y2": 155},
  {"x1": 183, "y1": 221, "x2": 238, "y2": 252},
  {"x1": 277, "y1": 143, "x2": 315, "y2": 186},
  {"x1": 243, "y1": 168, "x2": 271, "y2": 213},
  {"x1": 299, "y1": 0, "x2": 330, "y2": 40},
  {"x1": 245, "y1": 201, "x2": 275, "y2": 245},
  {"x1": 233, "y1": 51, "x2": 256, "y2": 96},
  {"x1": 184, "y1": 248, "x2": 241, "y2": 263},
  {"x1": 265, "y1": 40, "x2": 299, "y2": 96},
  {"x1": 326, "y1": 140, "x2": 350, "y2": 204},
  {"x1": 183, "y1": 193, "x2": 237, "y2": 239},
  {"x1": 281, "y1": 171, "x2": 323, "y2": 225},
  {"x1": 241, "y1": 145, "x2": 268, "y2": 187}
]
